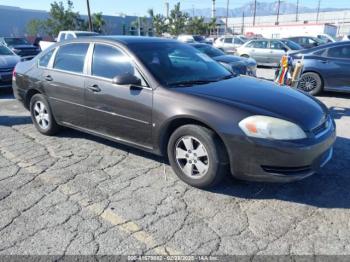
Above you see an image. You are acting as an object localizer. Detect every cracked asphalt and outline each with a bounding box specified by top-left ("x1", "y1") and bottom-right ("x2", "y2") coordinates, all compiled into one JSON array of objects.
[{"x1": 0, "y1": 69, "x2": 350, "y2": 256}]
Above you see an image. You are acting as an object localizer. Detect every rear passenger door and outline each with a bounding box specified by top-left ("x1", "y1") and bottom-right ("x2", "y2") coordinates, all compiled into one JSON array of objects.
[
  {"x1": 43, "y1": 43, "x2": 90, "y2": 128},
  {"x1": 323, "y1": 45, "x2": 350, "y2": 91}
]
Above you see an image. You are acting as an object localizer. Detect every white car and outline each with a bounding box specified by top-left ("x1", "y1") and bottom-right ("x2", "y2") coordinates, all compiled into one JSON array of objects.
[
  {"x1": 39, "y1": 31, "x2": 99, "y2": 51},
  {"x1": 213, "y1": 35, "x2": 248, "y2": 54},
  {"x1": 177, "y1": 35, "x2": 207, "y2": 43},
  {"x1": 342, "y1": 35, "x2": 350, "y2": 41}
]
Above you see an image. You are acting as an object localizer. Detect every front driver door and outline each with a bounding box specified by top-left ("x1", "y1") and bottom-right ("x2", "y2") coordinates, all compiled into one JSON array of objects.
[{"x1": 84, "y1": 43, "x2": 153, "y2": 148}]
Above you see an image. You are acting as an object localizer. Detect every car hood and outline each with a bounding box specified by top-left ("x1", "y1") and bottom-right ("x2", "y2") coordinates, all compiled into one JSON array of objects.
[
  {"x1": 214, "y1": 55, "x2": 257, "y2": 67},
  {"x1": 0, "y1": 55, "x2": 20, "y2": 68},
  {"x1": 176, "y1": 76, "x2": 328, "y2": 131}
]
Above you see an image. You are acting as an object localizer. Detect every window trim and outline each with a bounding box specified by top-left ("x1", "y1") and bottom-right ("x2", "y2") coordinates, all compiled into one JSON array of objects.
[
  {"x1": 37, "y1": 47, "x2": 57, "y2": 69},
  {"x1": 86, "y1": 42, "x2": 151, "y2": 89}
]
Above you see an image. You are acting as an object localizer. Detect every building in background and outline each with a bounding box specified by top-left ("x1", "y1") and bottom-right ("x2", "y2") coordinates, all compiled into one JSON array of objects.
[
  {"x1": 0, "y1": 5, "x2": 152, "y2": 37},
  {"x1": 226, "y1": 10, "x2": 350, "y2": 37}
]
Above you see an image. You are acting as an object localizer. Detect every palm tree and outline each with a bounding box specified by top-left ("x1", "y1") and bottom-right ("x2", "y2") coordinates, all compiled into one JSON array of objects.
[{"x1": 92, "y1": 12, "x2": 105, "y2": 33}]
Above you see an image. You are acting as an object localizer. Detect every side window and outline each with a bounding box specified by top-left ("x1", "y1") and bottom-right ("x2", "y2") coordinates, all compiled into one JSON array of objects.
[
  {"x1": 314, "y1": 49, "x2": 326, "y2": 56},
  {"x1": 66, "y1": 34, "x2": 74, "y2": 40},
  {"x1": 92, "y1": 44, "x2": 147, "y2": 86},
  {"x1": 270, "y1": 41, "x2": 285, "y2": 50},
  {"x1": 233, "y1": 38, "x2": 243, "y2": 44},
  {"x1": 53, "y1": 43, "x2": 89, "y2": 73},
  {"x1": 224, "y1": 37, "x2": 233, "y2": 43},
  {"x1": 327, "y1": 46, "x2": 350, "y2": 59},
  {"x1": 38, "y1": 48, "x2": 55, "y2": 67},
  {"x1": 252, "y1": 41, "x2": 268, "y2": 49},
  {"x1": 58, "y1": 33, "x2": 66, "y2": 42}
]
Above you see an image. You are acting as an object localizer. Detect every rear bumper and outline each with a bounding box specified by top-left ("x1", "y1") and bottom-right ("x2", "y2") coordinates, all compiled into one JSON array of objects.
[{"x1": 223, "y1": 121, "x2": 336, "y2": 183}]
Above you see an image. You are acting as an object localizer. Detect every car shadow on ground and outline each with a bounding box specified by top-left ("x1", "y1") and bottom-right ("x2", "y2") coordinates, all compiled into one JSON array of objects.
[{"x1": 329, "y1": 106, "x2": 350, "y2": 120}]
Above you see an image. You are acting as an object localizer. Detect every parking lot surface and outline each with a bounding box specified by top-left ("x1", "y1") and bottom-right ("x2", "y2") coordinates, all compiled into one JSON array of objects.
[{"x1": 0, "y1": 69, "x2": 350, "y2": 256}]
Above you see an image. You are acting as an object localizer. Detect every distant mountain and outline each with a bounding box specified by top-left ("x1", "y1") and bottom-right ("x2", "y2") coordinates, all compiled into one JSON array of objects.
[{"x1": 185, "y1": 1, "x2": 343, "y2": 18}]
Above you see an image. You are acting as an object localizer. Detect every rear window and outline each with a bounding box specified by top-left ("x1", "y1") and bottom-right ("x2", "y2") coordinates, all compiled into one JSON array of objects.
[
  {"x1": 4, "y1": 38, "x2": 29, "y2": 45},
  {"x1": 53, "y1": 43, "x2": 89, "y2": 73},
  {"x1": 0, "y1": 45, "x2": 14, "y2": 55}
]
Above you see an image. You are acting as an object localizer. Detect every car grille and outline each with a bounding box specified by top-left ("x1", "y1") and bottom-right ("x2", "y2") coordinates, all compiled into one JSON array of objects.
[
  {"x1": 261, "y1": 165, "x2": 312, "y2": 175},
  {"x1": 0, "y1": 67, "x2": 13, "y2": 72}
]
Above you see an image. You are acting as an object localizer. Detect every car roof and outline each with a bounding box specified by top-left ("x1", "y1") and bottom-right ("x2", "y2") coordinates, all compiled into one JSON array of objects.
[{"x1": 93, "y1": 36, "x2": 179, "y2": 45}]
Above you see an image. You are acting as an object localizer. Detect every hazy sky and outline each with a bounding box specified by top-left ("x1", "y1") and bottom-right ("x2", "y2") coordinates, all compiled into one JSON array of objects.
[{"x1": 2, "y1": 0, "x2": 349, "y2": 16}]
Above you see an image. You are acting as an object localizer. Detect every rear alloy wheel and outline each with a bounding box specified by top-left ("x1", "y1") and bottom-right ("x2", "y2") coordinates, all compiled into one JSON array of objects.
[
  {"x1": 298, "y1": 72, "x2": 323, "y2": 95},
  {"x1": 30, "y1": 94, "x2": 60, "y2": 135},
  {"x1": 167, "y1": 125, "x2": 228, "y2": 188}
]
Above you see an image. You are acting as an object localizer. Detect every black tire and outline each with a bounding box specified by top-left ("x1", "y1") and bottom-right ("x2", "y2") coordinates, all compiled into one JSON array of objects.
[
  {"x1": 30, "y1": 94, "x2": 60, "y2": 136},
  {"x1": 167, "y1": 125, "x2": 228, "y2": 188},
  {"x1": 298, "y1": 72, "x2": 323, "y2": 96}
]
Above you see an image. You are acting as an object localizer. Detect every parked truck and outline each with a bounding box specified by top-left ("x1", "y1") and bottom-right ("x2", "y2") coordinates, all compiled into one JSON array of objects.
[
  {"x1": 244, "y1": 23, "x2": 337, "y2": 43},
  {"x1": 39, "y1": 31, "x2": 99, "y2": 50}
]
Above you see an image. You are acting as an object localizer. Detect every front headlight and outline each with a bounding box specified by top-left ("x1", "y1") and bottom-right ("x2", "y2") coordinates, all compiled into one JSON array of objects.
[{"x1": 239, "y1": 115, "x2": 307, "y2": 140}]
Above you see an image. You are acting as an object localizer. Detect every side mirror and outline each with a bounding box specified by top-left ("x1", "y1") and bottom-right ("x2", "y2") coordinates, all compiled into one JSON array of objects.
[
  {"x1": 112, "y1": 73, "x2": 141, "y2": 86},
  {"x1": 282, "y1": 47, "x2": 288, "y2": 52}
]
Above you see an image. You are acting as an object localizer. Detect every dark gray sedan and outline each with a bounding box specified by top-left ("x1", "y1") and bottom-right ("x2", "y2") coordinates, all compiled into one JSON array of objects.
[
  {"x1": 13, "y1": 37, "x2": 335, "y2": 188},
  {"x1": 191, "y1": 43, "x2": 257, "y2": 77},
  {"x1": 290, "y1": 41, "x2": 350, "y2": 95},
  {"x1": 0, "y1": 44, "x2": 20, "y2": 89}
]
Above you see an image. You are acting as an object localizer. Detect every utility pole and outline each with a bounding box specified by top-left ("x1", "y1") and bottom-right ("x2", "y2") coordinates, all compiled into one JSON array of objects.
[
  {"x1": 212, "y1": 0, "x2": 216, "y2": 19},
  {"x1": 192, "y1": 4, "x2": 195, "y2": 17},
  {"x1": 225, "y1": 0, "x2": 229, "y2": 34},
  {"x1": 295, "y1": 0, "x2": 299, "y2": 22},
  {"x1": 253, "y1": 0, "x2": 257, "y2": 26},
  {"x1": 138, "y1": 16, "x2": 141, "y2": 36},
  {"x1": 316, "y1": 0, "x2": 321, "y2": 23},
  {"x1": 241, "y1": 11, "x2": 245, "y2": 34},
  {"x1": 164, "y1": 1, "x2": 169, "y2": 18},
  {"x1": 86, "y1": 0, "x2": 93, "y2": 31},
  {"x1": 276, "y1": 0, "x2": 281, "y2": 25}
]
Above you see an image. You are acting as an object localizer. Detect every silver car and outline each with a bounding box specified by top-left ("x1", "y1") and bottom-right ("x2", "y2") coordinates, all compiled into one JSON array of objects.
[
  {"x1": 0, "y1": 45, "x2": 20, "y2": 89},
  {"x1": 236, "y1": 39, "x2": 302, "y2": 66},
  {"x1": 214, "y1": 35, "x2": 248, "y2": 54}
]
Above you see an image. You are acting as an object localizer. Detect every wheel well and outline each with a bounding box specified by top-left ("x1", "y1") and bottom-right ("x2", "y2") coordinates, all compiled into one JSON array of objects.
[
  {"x1": 25, "y1": 89, "x2": 41, "y2": 109},
  {"x1": 160, "y1": 118, "x2": 229, "y2": 162}
]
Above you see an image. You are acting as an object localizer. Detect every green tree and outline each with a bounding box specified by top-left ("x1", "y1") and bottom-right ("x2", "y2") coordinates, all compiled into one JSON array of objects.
[
  {"x1": 168, "y1": 3, "x2": 188, "y2": 36},
  {"x1": 207, "y1": 17, "x2": 217, "y2": 35},
  {"x1": 186, "y1": 17, "x2": 207, "y2": 35},
  {"x1": 45, "y1": 0, "x2": 84, "y2": 36},
  {"x1": 92, "y1": 12, "x2": 105, "y2": 33},
  {"x1": 148, "y1": 9, "x2": 167, "y2": 36},
  {"x1": 26, "y1": 19, "x2": 46, "y2": 36}
]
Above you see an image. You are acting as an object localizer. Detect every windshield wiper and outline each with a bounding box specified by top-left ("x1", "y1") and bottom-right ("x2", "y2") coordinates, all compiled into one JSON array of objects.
[{"x1": 169, "y1": 79, "x2": 216, "y2": 87}]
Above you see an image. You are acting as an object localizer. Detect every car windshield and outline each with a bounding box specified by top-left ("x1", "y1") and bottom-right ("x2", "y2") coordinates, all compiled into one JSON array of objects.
[
  {"x1": 129, "y1": 42, "x2": 232, "y2": 86},
  {"x1": 194, "y1": 45, "x2": 225, "y2": 58},
  {"x1": 0, "y1": 45, "x2": 14, "y2": 55},
  {"x1": 282, "y1": 40, "x2": 303, "y2": 50},
  {"x1": 4, "y1": 38, "x2": 29, "y2": 45}
]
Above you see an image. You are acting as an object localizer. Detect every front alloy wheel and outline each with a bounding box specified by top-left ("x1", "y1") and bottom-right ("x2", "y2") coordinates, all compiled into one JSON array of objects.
[
  {"x1": 175, "y1": 136, "x2": 209, "y2": 179},
  {"x1": 167, "y1": 125, "x2": 228, "y2": 188}
]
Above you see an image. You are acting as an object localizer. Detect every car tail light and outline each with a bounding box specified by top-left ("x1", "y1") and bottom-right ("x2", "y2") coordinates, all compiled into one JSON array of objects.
[{"x1": 12, "y1": 68, "x2": 16, "y2": 81}]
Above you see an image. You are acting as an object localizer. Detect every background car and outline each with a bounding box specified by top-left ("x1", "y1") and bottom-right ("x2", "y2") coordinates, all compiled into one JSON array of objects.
[
  {"x1": 191, "y1": 43, "x2": 257, "y2": 77},
  {"x1": 213, "y1": 35, "x2": 248, "y2": 54},
  {"x1": 289, "y1": 41, "x2": 350, "y2": 95},
  {"x1": 236, "y1": 39, "x2": 302, "y2": 66},
  {"x1": 342, "y1": 35, "x2": 350, "y2": 41},
  {"x1": 177, "y1": 35, "x2": 211, "y2": 44},
  {"x1": 286, "y1": 36, "x2": 325, "y2": 49},
  {"x1": 0, "y1": 37, "x2": 40, "y2": 60},
  {"x1": 0, "y1": 44, "x2": 20, "y2": 89}
]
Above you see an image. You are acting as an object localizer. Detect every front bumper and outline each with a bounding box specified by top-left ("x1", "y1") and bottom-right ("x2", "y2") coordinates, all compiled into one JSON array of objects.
[{"x1": 223, "y1": 120, "x2": 336, "y2": 182}]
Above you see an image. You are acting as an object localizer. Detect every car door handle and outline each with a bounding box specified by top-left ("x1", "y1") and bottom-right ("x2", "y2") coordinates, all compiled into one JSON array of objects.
[
  {"x1": 321, "y1": 60, "x2": 329, "y2": 64},
  {"x1": 87, "y1": 84, "x2": 101, "y2": 92},
  {"x1": 44, "y1": 75, "x2": 53, "y2": 81}
]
